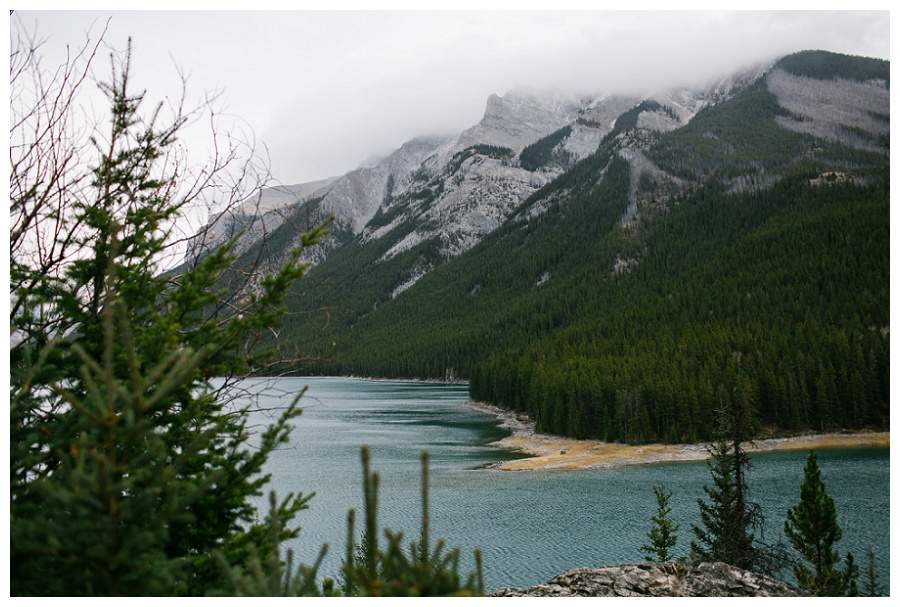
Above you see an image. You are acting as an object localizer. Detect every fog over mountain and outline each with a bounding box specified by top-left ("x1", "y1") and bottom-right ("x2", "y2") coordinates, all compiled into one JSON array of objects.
[
  {"x1": 14, "y1": 10, "x2": 889, "y2": 185},
  {"x1": 218, "y1": 56, "x2": 774, "y2": 253}
]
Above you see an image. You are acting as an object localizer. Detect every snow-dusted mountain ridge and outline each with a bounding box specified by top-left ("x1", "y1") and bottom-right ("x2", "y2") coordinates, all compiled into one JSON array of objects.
[
  {"x1": 197, "y1": 51, "x2": 889, "y2": 298},
  {"x1": 302, "y1": 61, "x2": 766, "y2": 252}
]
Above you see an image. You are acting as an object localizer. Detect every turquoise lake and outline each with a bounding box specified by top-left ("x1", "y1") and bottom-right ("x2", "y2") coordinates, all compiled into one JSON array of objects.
[{"x1": 237, "y1": 377, "x2": 890, "y2": 593}]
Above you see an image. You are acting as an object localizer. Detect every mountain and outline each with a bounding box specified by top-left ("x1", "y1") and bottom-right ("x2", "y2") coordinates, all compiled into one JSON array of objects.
[
  {"x1": 223, "y1": 61, "x2": 770, "y2": 260},
  {"x1": 222, "y1": 50, "x2": 889, "y2": 444}
]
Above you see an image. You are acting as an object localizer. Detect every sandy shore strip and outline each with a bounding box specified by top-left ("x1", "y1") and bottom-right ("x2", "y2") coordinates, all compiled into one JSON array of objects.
[{"x1": 463, "y1": 401, "x2": 890, "y2": 471}]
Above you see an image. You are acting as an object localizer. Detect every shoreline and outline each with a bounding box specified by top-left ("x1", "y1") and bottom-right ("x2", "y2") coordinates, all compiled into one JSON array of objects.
[{"x1": 463, "y1": 401, "x2": 890, "y2": 471}]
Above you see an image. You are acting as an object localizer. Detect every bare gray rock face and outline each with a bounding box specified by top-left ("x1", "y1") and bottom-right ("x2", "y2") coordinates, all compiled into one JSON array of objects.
[{"x1": 490, "y1": 562, "x2": 802, "y2": 597}]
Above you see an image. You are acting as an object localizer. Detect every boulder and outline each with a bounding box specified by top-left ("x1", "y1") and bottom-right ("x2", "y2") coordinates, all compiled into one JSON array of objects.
[{"x1": 490, "y1": 561, "x2": 802, "y2": 597}]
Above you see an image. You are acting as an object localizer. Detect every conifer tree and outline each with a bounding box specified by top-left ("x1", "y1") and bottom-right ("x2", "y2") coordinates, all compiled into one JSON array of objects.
[
  {"x1": 861, "y1": 547, "x2": 884, "y2": 597},
  {"x1": 784, "y1": 450, "x2": 859, "y2": 596},
  {"x1": 339, "y1": 448, "x2": 484, "y2": 597},
  {"x1": 690, "y1": 436, "x2": 756, "y2": 568},
  {"x1": 215, "y1": 448, "x2": 485, "y2": 597},
  {"x1": 10, "y1": 28, "x2": 324, "y2": 596},
  {"x1": 690, "y1": 398, "x2": 762, "y2": 571},
  {"x1": 641, "y1": 485, "x2": 680, "y2": 562}
]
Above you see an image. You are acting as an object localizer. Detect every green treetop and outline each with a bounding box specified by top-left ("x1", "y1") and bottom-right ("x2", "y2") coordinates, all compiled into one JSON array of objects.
[
  {"x1": 784, "y1": 451, "x2": 859, "y2": 596},
  {"x1": 641, "y1": 484, "x2": 680, "y2": 562}
]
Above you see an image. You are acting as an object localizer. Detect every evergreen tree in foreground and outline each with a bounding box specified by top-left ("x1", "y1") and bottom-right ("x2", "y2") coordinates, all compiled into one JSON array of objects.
[
  {"x1": 689, "y1": 395, "x2": 770, "y2": 572},
  {"x1": 690, "y1": 385, "x2": 784, "y2": 575},
  {"x1": 862, "y1": 547, "x2": 885, "y2": 597},
  {"x1": 689, "y1": 435, "x2": 760, "y2": 570},
  {"x1": 9, "y1": 34, "x2": 322, "y2": 595},
  {"x1": 339, "y1": 448, "x2": 484, "y2": 597},
  {"x1": 214, "y1": 448, "x2": 484, "y2": 597},
  {"x1": 641, "y1": 485, "x2": 680, "y2": 562},
  {"x1": 784, "y1": 451, "x2": 859, "y2": 596}
]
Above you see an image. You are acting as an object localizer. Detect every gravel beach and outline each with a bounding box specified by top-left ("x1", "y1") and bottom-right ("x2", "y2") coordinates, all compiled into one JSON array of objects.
[{"x1": 464, "y1": 401, "x2": 890, "y2": 471}]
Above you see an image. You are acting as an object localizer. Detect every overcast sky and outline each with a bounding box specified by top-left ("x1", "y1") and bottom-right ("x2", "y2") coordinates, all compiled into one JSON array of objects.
[{"x1": 9, "y1": 7, "x2": 891, "y2": 186}]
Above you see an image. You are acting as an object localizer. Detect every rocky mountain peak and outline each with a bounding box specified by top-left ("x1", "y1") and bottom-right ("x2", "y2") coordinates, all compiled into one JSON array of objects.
[{"x1": 457, "y1": 88, "x2": 585, "y2": 151}]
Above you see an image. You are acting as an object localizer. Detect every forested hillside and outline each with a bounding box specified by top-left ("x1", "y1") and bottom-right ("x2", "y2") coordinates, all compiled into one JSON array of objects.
[
  {"x1": 266, "y1": 50, "x2": 889, "y2": 444},
  {"x1": 470, "y1": 175, "x2": 889, "y2": 443}
]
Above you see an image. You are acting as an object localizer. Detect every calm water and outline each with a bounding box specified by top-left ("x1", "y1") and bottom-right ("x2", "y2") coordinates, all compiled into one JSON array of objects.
[{"x1": 236, "y1": 377, "x2": 890, "y2": 593}]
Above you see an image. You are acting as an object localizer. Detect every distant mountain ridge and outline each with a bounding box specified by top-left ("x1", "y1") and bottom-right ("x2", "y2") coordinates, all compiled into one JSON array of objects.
[
  {"x1": 206, "y1": 51, "x2": 887, "y2": 275},
  {"x1": 205, "y1": 49, "x2": 889, "y2": 444},
  {"x1": 197, "y1": 57, "x2": 773, "y2": 272}
]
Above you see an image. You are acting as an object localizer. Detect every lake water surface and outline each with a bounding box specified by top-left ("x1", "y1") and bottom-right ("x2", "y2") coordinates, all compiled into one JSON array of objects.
[{"x1": 238, "y1": 377, "x2": 890, "y2": 593}]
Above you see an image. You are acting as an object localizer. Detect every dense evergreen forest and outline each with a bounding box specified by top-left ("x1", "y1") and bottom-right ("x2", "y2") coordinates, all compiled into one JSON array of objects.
[
  {"x1": 469, "y1": 176, "x2": 889, "y2": 442},
  {"x1": 267, "y1": 52, "x2": 889, "y2": 445}
]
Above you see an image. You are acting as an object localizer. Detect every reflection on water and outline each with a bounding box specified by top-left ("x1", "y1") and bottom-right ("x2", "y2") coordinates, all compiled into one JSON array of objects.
[{"x1": 238, "y1": 377, "x2": 890, "y2": 593}]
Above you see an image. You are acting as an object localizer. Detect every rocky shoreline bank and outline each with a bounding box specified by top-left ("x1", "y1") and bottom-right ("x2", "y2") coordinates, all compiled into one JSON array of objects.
[
  {"x1": 490, "y1": 561, "x2": 802, "y2": 597},
  {"x1": 463, "y1": 401, "x2": 890, "y2": 471}
]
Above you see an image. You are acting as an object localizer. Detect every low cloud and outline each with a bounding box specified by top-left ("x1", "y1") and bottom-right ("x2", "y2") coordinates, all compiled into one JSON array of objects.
[{"x1": 13, "y1": 10, "x2": 889, "y2": 185}]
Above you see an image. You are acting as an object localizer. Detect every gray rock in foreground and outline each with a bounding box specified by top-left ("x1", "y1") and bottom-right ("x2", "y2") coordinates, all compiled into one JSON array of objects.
[{"x1": 490, "y1": 562, "x2": 802, "y2": 597}]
